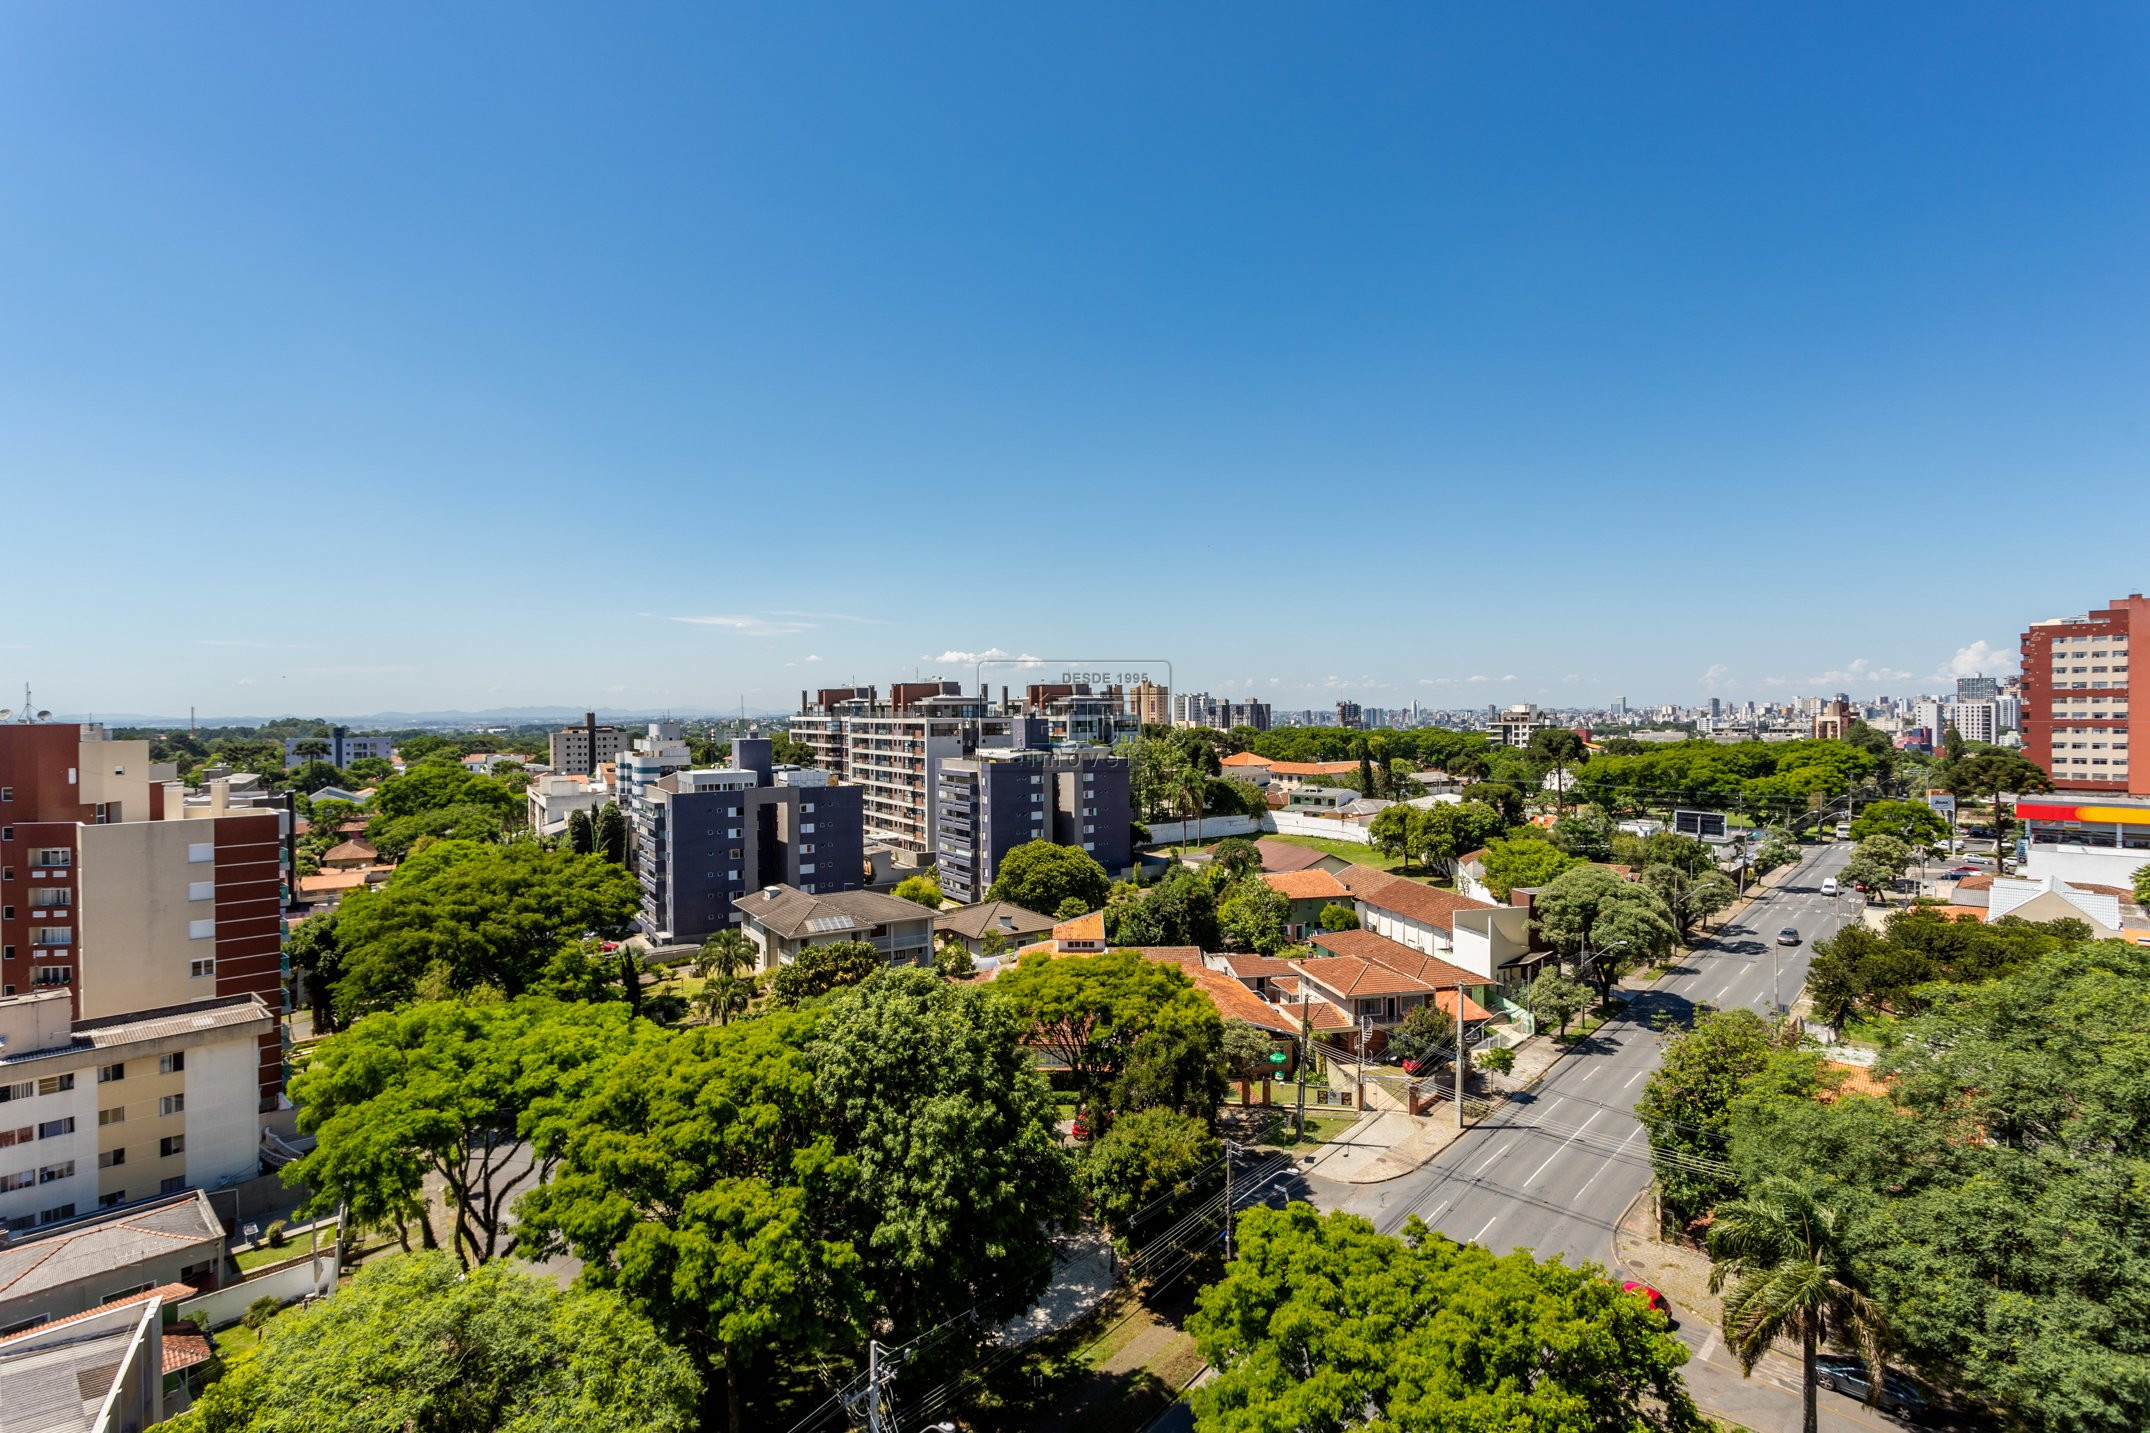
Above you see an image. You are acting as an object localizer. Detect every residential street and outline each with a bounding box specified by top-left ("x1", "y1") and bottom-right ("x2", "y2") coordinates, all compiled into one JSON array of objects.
[{"x1": 1152, "y1": 843, "x2": 1920, "y2": 1433}]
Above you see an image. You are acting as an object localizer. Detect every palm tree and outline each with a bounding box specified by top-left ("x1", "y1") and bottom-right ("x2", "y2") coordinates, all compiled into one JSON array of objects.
[
  {"x1": 1707, "y1": 1177, "x2": 1888, "y2": 1433},
  {"x1": 1175, "y1": 763, "x2": 1208, "y2": 857},
  {"x1": 695, "y1": 929, "x2": 759, "y2": 1025}
]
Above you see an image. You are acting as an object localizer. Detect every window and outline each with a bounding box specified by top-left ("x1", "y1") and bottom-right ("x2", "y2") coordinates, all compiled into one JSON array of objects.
[
  {"x1": 187, "y1": 919, "x2": 215, "y2": 940},
  {"x1": 0, "y1": 829, "x2": 8, "y2": 842},
  {"x1": 28, "y1": 888, "x2": 68, "y2": 908},
  {"x1": 98, "y1": 1191, "x2": 125, "y2": 1208},
  {"x1": 38, "y1": 1118, "x2": 75, "y2": 1139},
  {"x1": 189, "y1": 958, "x2": 215, "y2": 979},
  {"x1": 0, "y1": 788, "x2": 10, "y2": 802},
  {"x1": 97, "y1": 1063, "x2": 123, "y2": 1083},
  {"x1": 159, "y1": 1053, "x2": 184, "y2": 1075},
  {"x1": 38, "y1": 1160, "x2": 74, "y2": 1183},
  {"x1": 30, "y1": 967, "x2": 70, "y2": 987},
  {"x1": 0, "y1": 1170, "x2": 30, "y2": 1193},
  {"x1": 36, "y1": 1074, "x2": 74, "y2": 1097},
  {"x1": 98, "y1": 1148, "x2": 124, "y2": 1169},
  {"x1": 39, "y1": 1204, "x2": 75, "y2": 1224},
  {"x1": 160, "y1": 1094, "x2": 185, "y2": 1117},
  {"x1": 159, "y1": 1135, "x2": 185, "y2": 1158},
  {"x1": 98, "y1": 1107, "x2": 123, "y2": 1127},
  {"x1": 30, "y1": 928, "x2": 70, "y2": 947},
  {"x1": 160, "y1": 1176, "x2": 185, "y2": 1194},
  {"x1": 31, "y1": 849, "x2": 69, "y2": 868},
  {"x1": 0, "y1": 1125, "x2": 30, "y2": 1148}
]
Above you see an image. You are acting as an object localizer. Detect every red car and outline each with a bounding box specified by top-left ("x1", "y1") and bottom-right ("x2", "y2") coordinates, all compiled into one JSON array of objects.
[{"x1": 1622, "y1": 1282, "x2": 1673, "y2": 1321}]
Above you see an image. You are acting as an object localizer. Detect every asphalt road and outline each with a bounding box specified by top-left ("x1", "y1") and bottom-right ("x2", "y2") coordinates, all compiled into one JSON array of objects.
[{"x1": 1315, "y1": 841, "x2": 1855, "y2": 1262}]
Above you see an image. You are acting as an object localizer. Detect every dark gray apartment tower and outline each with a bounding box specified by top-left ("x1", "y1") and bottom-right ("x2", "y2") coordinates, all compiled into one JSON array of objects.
[
  {"x1": 932, "y1": 748, "x2": 1133, "y2": 904},
  {"x1": 633, "y1": 763, "x2": 865, "y2": 945}
]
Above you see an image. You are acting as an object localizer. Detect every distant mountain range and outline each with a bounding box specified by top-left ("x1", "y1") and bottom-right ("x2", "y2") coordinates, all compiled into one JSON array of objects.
[{"x1": 48, "y1": 706, "x2": 794, "y2": 730}]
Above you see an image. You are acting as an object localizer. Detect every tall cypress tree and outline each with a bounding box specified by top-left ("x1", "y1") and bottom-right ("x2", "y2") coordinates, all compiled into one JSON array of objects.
[
  {"x1": 566, "y1": 808, "x2": 595, "y2": 856},
  {"x1": 594, "y1": 803, "x2": 628, "y2": 864}
]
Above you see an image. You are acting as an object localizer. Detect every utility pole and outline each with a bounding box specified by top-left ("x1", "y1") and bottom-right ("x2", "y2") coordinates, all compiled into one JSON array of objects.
[
  {"x1": 1453, "y1": 981, "x2": 1467, "y2": 1130},
  {"x1": 1223, "y1": 1140, "x2": 1236, "y2": 1261},
  {"x1": 1295, "y1": 986, "x2": 1310, "y2": 1137}
]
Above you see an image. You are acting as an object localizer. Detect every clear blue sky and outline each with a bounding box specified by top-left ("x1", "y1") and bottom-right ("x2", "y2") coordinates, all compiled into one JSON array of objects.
[{"x1": 5, "y1": 5, "x2": 2145, "y2": 719}]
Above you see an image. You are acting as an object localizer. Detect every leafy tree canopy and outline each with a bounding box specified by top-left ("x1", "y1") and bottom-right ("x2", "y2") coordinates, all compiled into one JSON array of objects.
[
  {"x1": 1849, "y1": 798, "x2": 1949, "y2": 847},
  {"x1": 1217, "y1": 878, "x2": 1292, "y2": 955},
  {"x1": 992, "y1": 949, "x2": 1224, "y2": 1121},
  {"x1": 166, "y1": 1250, "x2": 696, "y2": 1433},
  {"x1": 987, "y1": 840, "x2": 1112, "y2": 915},
  {"x1": 1479, "y1": 835, "x2": 1582, "y2": 900},
  {"x1": 332, "y1": 841, "x2": 640, "y2": 1017},
  {"x1": 767, "y1": 938, "x2": 884, "y2": 1007},
  {"x1": 1080, "y1": 1106, "x2": 1220, "y2": 1236},
  {"x1": 1188, "y1": 1204, "x2": 1701, "y2": 1433},
  {"x1": 1634, "y1": 1008, "x2": 1815, "y2": 1225},
  {"x1": 892, "y1": 873, "x2": 944, "y2": 909}
]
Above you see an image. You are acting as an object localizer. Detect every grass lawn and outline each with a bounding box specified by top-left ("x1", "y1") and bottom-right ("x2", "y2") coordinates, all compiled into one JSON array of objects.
[
  {"x1": 1262, "y1": 1111, "x2": 1362, "y2": 1147},
  {"x1": 1836, "y1": 1011, "x2": 1899, "y2": 1049},
  {"x1": 211, "y1": 1320, "x2": 261, "y2": 1361},
  {"x1": 647, "y1": 974, "x2": 708, "y2": 1001},
  {"x1": 231, "y1": 1241, "x2": 316, "y2": 1274},
  {"x1": 1254, "y1": 833, "x2": 1457, "y2": 885}
]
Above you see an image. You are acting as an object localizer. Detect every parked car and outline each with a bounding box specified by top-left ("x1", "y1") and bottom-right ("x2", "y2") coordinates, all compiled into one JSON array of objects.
[
  {"x1": 1620, "y1": 1281, "x2": 1675, "y2": 1325},
  {"x1": 1944, "y1": 865, "x2": 1981, "y2": 878},
  {"x1": 1777, "y1": 928, "x2": 1801, "y2": 946},
  {"x1": 1814, "y1": 1354, "x2": 1929, "y2": 1416}
]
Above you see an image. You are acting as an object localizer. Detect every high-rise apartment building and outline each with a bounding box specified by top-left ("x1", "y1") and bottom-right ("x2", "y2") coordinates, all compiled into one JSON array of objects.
[
  {"x1": 629, "y1": 738, "x2": 864, "y2": 945},
  {"x1": 789, "y1": 686, "x2": 1028, "y2": 860},
  {"x1": 1335, "y1": 701, "x2": 1364, "y2": 729},
  {"x1": 614, "y1": 722, "x2": 693, "y2": 840},
  {"x1": 2020, "y1": 594, "x2": 2144, "y2": 794},
  {"x1": 548, "y1": 712, "x2": 632, "y2": 776},
  {"x1": 1128, "y1": 680, "x2": 1170, "y2": 728},
  {"x1": 1171, "y1": 692, "x2": 1215, "y2": 728},
  {"x1": 1489, "y1": 704, "x2": 1554, "y2": 748},
  {"x1": 0, "y1": 723, "x2": 288, "y2": 1105},
  {"x1": 1224, "y1": 700, "x2": 1272, "y2": 732},
  {"x1": 1955, "y1": 675, "x2": 2000, "y2": 703},
  {"x1": 281, "y1": 726, "x2": 391, "y2": 770},
  {"x1": 932, "y1": 748, "x2": 1133, "y2": 904}
]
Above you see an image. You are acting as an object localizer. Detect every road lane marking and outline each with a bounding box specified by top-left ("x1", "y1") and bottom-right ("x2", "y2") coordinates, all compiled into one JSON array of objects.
[
  {"x1": 1620, "y1": 1069, "x2": 1646, "y2": 1090},
  {"x1": 1469, "y1": 1215, "x2": 1498, "y2": 1244},
  {"x1": 1522, "y1": 1107, "x2": 1605, "y2": 1186}
]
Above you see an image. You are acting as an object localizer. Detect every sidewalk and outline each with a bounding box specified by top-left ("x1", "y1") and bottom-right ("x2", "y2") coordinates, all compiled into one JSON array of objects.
[{"x1": 1297, "y1": 1109, "x2": 1468, "y2": 1184}]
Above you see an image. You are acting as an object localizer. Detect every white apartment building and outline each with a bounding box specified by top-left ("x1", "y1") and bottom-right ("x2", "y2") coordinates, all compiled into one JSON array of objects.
[
  {"x1": 525, "y1": 773, "x2": 611, "y2": 838},
  {"x1": 0, "y1": 991, "x2": 274, "y2": 1232}
]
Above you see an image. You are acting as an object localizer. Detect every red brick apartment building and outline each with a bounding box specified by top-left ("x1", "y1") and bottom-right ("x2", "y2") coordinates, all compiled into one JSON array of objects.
[
  {"x1": 2020, "y1": 594, "x2": 2145, "y2": 795},
  {"x1": 0, "y1": 722, "x2": 288, "y2": 1106}
]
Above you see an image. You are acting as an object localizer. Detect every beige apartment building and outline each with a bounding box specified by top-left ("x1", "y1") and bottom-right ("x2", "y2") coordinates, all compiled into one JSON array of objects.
[{"x1": 0, "y1": 990, "x2": 275, "y2": 1232}]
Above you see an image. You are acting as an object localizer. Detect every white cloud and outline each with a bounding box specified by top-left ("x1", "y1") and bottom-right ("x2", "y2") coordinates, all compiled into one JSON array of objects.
[
  {"x1": 1763, "y1": 658, "x2": 1913, "y2": 690},
  {"x1": 1700, "y1": 663, "x2": 1734, "y2": 692},
  {"x1": 783, "y1": 655, "x2": 826, "y2": 668},
  {"x1": 769, "y1": 610, "x2": 886, "y2": 625},
  {"x1": 1944, "y1": 640, "x2": 2017, "y2": 679},
  {"x1": 236, "y1": 678, "x2": 256, "y2": 686},
  {"x1": 194, "y1": 638, "x2": 310, "y2": 650},
  {"x1": 666, "y1": 614, "x2": 814, "y2": 637}
]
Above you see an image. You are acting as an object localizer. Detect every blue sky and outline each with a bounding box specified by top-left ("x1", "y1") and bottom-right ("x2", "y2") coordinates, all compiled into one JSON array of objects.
[{"x1": 4, "y1": 5, "x2": 2145, "y2": 718}]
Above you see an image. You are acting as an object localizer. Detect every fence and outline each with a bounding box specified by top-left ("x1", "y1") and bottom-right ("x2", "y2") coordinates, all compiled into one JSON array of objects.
[
  {"x1": 1266, "y1": 810, "x2": 1375, "y2": 844},
  {"x1": 1141, "y1": 814, "x2": 1262, "y2": 844},
  {"x1": 178, "y1": 1246, "x2": 340, "y2": 1328}
]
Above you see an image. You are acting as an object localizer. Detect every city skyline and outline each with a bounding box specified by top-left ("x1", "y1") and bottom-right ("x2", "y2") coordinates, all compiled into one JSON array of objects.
[{"x1": 6, "y1": 7, "x2": 2145, "y2": 714}]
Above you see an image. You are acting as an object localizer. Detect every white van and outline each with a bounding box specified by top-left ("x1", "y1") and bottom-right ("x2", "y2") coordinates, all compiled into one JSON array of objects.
[
  {"x1": 1833, "y1": 822, "x2": 1851, "y2": 840},
  {"x1": 1820, "y1": 878, "x2": 1839, "y2": 896}
]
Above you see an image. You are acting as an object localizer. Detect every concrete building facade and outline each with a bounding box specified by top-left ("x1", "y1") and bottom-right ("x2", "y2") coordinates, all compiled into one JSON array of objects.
[
  {"x1": 931, "y1": 747, "x2": 1133, "y2": 904},
  {"x1": 547, "y1": 712, "x2": 633, "y2": 777},
  {"x1": 1, "y1": 725, "x2": 287, "y2": 1104},
  {"x1": 2021, "y1": 595, "x2": 2143, "y2": 794},
  {"x1": 0, "y1": 992, "x2": 274, "y2": 1233},
  {"x1": 631, "y1": 738, "x2": 865, "y2": 945},
  {"x1": 281, "y1": 727, "x2": 391, "y2": 770}
]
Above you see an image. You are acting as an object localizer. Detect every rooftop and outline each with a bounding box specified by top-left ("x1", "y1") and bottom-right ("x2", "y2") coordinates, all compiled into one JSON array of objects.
[
  {"x1": 1308, "y1": 928, "x2": 1484, "y2": 989},
  {"x1": 932, "y1": 900, "x2": 1056, "y2": 941},
  {"x1": 1260, "y1": 870, "x2": 1351, "y2": 902},
  {"x1": 733, "y1": 884, "x2": 936, "y2": 940},
  {"x1": 1335, "y1": 868, "x2": 1502, "y2": 931},
  {"x1": 0, "y1": 1192, "x2": 224, "y2": 1307}
]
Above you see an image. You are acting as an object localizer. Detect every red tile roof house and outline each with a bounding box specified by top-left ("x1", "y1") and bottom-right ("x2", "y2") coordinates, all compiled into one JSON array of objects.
[
  {"x1": 1279, "y1": 954, "x2": 1493, "y2": 1057},
  {"x1": 1335, "y1": 868, "x2": 1534, "y2": 989},
  {"x1": 1259, "y1": 868, "x2": 1354, "y2": 941}
]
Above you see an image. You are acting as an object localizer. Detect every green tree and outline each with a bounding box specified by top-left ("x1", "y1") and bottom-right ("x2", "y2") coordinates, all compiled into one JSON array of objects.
[
  {"x1": 1521, "y1": 971, "x2": 1591, "y2": 1039},
  {"x1": 514, "y1": 1014, "x2": 869, "y2": 1432},
  {"x1": 1549, "y1": 807, "x2": 1616, "y2": 861},
  {"x1": 767, "y1": 938, "x2": 883, "y2": 1006},
  {"x1": 1408, "y1": 800, "x2": 1506, "y2": 875},
  {"x1": 1708, "y1": 1178, "x2": 1887, "y2": 1433},
  {"x1": 1211, "y1": 836, "x2": 1263, "y2": 881},
  {"x1": 1220, "y1": 1018, "x2": 1278, "y2": 1083},
  {"x1": 1369, "y1": 803, "x2": 1414, "y2": 866},
  {"x1": 932, "y1": 936, "x2": 976, "y2": 980},
  {"x1": 1385, "y1": 999, "x2": 1454, "y2": 1069},
  {"x1": 1635, "y1": 1009, "x2": 1813, "y2": 1225},
  {"x1": 811, "y1": 969, "x2": 1074, "y2": 1338},
  {"x1": 1217, "y1": 878, "x2": 1291, "y2": 954},
  {"x1": 2135, "y1": 860, "x2": 2150, "y2": 907},
  {"x1": 1468, "y1": 780, "x2": 1527, "y2": 826},
  {"x1": 286, "y1": 998, "x2": 644, "y2": 1266},
  {"x1": 565, "y1": 807, "x2": 595, "y2": 855},
  {"x1": 992, "y1": 949, "x2": 1224, "y2": 1123},
  {"x1": 1941, "y1": 749, "x2": 2052, "y2": 863},
  {"x1": 164, "y1": 1251, "x2": 696, "y2": 1433},
  {"x1": 1941, "y1": 722, "x2": 1966, "y2": 762},
  {"x1": 1479, "y1": 835, "x2": 1582, "y2": 900},
  {"x1": 1318, "y1": 902, "x2": 1361, "y2": 933},
  {"x1": 1642, "y1": 863, "x2": 1737, "y2": 942},
  {"x1": 892, "y1": 872, "x2": 944, "y2": 909},
  {"x1": 1527, "y1": 726, "x2": 1588, "y2": 813},
  {"x1": 1079, "y1": 1106, "x2": 1220, "y2": 1236},
  {"x1": 986, "y1": 839, "x2": 1112, "y2": 914},
  {"x1": 283, "y1": 912, "x2": 346, "y2": 1034},
  {"x1": 593, "y1": 802, "x2": 627, "y2": 864},
  {"x1": 1839, "y1": 833, "x2": 1914, "y2": 903},
  {"x1": 694, "y1": 929, "x2": 759, "y2": 1025},
  {"x1": 1055, "y1": 894, "x2": 1090, "y2": 920},
  {"x1": 1188, "y1": 1204, "x2": 1701, "y2": 1433},
  {"x1": 370, "y1": 801, "x2": 511, "y2": 859},
  {"x1": 332, "y1": 841, "x2": 640, "y2": 1017},
  {"x1": 1751, "y1": 828, "x2": 1802, "y2": 876},
  {"x1": 1532, "y1": 865, "x2": 1677, "y2": 1002},
  {"x1": 1848, "y1": 798, "x2": 1948, "y2": 848}
]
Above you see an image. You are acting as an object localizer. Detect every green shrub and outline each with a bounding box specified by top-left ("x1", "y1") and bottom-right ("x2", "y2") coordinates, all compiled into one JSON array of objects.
[
  {"x1": 264, "y1": 1220, "x2": 288, "y2": 1249},
  {"x1": 1474, "y1": 1045, "x2": 1516, "y2": 1074},
  {"x1": 243, "y1": 1294, "x2": 282, "y2": 1332}
]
